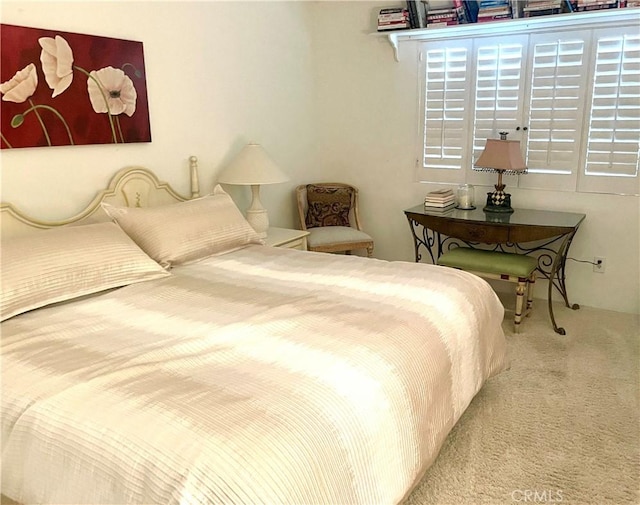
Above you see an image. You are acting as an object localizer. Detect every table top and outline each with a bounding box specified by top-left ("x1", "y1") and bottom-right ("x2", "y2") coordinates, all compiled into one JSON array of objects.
[{"x1": 404, "y1": 205, "x2": 586, "y2": 229}]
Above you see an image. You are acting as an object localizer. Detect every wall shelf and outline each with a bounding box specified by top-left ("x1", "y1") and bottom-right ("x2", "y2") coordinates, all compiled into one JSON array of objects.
[{"x1": 374, "y1": 8, "x2": 639, "y2": 61}]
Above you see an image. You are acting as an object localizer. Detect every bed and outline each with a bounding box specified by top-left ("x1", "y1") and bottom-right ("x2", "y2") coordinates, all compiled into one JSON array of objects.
[{"x1": 1, "y1": 158, "x2": 508, "y2": 505}]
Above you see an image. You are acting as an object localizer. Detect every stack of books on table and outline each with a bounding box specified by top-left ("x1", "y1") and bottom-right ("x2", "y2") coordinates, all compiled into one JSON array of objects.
[
  {"x1": 424, "y1": 189, "x2": 456, "y2": 211},
  {"x1": 377, "y1": 8, "x2": 411, "y2": 31},
  {"x1": 477, "y1": 0, "x2": 513, "y2": 22}
]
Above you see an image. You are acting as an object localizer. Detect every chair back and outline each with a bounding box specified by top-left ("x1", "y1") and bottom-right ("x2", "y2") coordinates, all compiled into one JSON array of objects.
[{"x1": 296, "y1": 183, "x2": 363, "y2": 231}]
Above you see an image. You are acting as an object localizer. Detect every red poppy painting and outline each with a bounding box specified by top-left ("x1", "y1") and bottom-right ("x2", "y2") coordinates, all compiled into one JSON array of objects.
[{"x1": 0, "y1": 24, "x2": 151, "y2": 149}]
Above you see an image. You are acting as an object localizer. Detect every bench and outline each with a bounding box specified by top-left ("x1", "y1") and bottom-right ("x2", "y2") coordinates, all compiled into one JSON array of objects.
[{"x1": 437, "y1": 247, "x2": 537, "y2": 333}]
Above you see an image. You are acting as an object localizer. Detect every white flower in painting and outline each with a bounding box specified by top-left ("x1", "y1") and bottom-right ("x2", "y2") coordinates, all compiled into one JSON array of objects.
[
  {"x1": 0, "y1": 63, "x2": 38, "y2": 103},
  {"x1": 87, "y1": 66, "x2": 137, "y2": 117},
  {"x1": 39, "y1": 35, "x2": 74, "y2": 97}
]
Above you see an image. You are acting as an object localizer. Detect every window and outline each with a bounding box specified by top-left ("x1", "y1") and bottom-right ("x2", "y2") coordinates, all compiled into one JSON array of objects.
[{"x1": 417, "y1": 21, "x2": 639, "y2": 195}]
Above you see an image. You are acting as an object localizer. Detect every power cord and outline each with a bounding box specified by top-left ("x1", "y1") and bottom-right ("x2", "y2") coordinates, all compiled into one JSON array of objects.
[{"x1": 568, "y1": 257, "x2": 601, "y2": 267}]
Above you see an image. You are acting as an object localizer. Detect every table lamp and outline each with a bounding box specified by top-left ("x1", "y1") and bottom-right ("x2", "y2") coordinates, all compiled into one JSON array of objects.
[
  {"x1": 218, "y1": 143, "x2": 289, "y2": 238},
  {"x1": 473, "y1": 132, "x2": 527, "y2": 213}
]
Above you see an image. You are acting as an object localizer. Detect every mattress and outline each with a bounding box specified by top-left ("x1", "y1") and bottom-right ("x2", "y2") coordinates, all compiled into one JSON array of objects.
[{"x1": 1, "y1": 245, "x2": 508, "y2": 504}]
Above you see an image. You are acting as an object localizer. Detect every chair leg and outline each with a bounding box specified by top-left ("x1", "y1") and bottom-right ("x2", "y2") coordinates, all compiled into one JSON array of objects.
[
  {"x1": 366, "y1": 246, "x2": 373, "y2": 258},
  {"x1": 514, "y1": 279, "x2": 527, "y2": 333}
]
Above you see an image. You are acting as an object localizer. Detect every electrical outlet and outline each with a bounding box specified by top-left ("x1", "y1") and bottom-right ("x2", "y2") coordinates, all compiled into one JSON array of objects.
[{"x1": 593, "y1": 256, "x2": 606, "y2": 273}]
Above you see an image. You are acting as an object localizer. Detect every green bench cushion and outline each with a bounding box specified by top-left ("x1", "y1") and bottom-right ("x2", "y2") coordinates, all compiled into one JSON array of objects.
[{"x1": 437, "y1": 247, "x2": 538, "y2": 278}]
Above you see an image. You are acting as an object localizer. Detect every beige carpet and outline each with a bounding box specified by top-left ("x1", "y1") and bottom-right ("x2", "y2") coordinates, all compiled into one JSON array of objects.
[{"x1": 405, "y1": 298, "x2": 640, "y2": 505}]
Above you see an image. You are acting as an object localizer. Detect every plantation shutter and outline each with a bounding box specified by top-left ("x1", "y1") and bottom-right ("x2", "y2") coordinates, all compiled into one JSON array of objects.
[
  {"x1": 472, "y1": 37, "x2": 527, "y2": 158},
  {"x1": 519, "y1": 33, "x2": 588, "y2": 191},
  {"x1": 468, "y1": 36, "x2": 528, "y2": 187},
  {"x1": 419, "y1": 38, "x2": 472, "y2": 184},
  {"x1": 579, "y1": 27, "x2": 640, "y2": 195},
  {"x1": 416, "y1": 17, "x2": 639, "y2": 196}
]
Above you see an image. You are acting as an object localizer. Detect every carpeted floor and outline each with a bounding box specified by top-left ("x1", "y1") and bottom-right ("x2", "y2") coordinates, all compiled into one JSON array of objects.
[{"x1": 405, "y1": 298, "x2": 640, "y2": 505}]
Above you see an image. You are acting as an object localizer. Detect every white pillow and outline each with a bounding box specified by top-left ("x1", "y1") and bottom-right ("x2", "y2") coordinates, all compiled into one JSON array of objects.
[
  {"x1": 0, "y1": 222, "x2": 170, "y2": 321},
  {"x1": 102, "y1": 185, "x2": 264, "y2": 268}
]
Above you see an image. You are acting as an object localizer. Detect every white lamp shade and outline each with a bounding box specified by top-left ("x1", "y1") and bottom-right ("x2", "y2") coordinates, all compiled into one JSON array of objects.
[
  {"x1": 474, "y1": 139, "x2": 527, "y2": 172},
  {"x1": 218, "y1": 143, "x2": 289, "y2": 185}
]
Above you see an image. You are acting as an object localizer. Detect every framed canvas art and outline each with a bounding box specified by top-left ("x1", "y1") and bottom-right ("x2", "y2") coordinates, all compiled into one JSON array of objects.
[{"x1": 0, "y1": 24, "x2": 151, "y2": 149}]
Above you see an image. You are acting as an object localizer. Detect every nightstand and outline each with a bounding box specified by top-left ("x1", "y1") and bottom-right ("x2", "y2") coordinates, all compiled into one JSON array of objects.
[{"x1": 264, "y1": 227, "x2": 309, "y2": 251}]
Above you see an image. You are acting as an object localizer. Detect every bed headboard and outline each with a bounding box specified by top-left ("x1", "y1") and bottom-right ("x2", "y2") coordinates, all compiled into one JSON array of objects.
[{"x1": 1, "y1": 156, "x2": 201, "y2": 238}]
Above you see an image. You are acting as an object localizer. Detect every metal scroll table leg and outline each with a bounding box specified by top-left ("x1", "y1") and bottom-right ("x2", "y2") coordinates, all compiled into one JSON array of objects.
[
  {"x1": 406, "y1": 216, "x2": 439, "y2": 264},
  {"x1": 547, "y1": 231, "x2": 580, "y2": 335}
]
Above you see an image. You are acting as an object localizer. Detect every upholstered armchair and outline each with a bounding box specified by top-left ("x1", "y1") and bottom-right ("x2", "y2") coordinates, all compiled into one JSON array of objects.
[{"x1": 295, "y1": 183, "x2": 374, "y2": 257}]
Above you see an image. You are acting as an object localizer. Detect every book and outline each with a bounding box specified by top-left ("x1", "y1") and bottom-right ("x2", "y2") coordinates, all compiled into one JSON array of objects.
[
  {"x1": 377, "y1": 22, "x2": 411, "y2": 31},
  {"x1": 425, "y1": 192, "x2": 456, "y2": 205},
  {"x1": 406, "y1": 0, "x2": 420, "y2": 28},
  {"x1": 425, "y1": 189, "x2": 454, "y2": 197},
  {"x1": 479, "y1": 4, "x2": 512, "y2": 13},
  {"x1": 479, "y1": 0, "x2": 510, "y2": 6},
  {"x1": 423, "y1": 202, "x2": 456, "y2": 212},
  {"x1": 463, "y1": 0, "x2": 481, "y2": 22},
  {"x1": 427, "y1": 19, "x2": 461, "y2": 27},
  {"x1": 425, "y1": 192, "x2": 455, "y2": 199},
  {"x1": 424, "y1": 198, "x2": 456, "y2": 205},
  {"x1": 415, "y1": 0, "x2": 428, "y2": 26}
]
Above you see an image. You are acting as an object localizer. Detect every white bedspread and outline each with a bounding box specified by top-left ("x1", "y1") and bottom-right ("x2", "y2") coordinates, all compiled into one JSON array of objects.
[{"x1": 1, "y1": 246, "x2": 507, "y2": 504}]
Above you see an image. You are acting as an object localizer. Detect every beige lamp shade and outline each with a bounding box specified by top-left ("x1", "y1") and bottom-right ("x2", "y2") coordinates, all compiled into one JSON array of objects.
[
  {"x1": 474, "y1": 139, "x2": 527, "y2": 173},
  {"x1": 218, "y1": 143, "x2": 289, "y2": 185}
]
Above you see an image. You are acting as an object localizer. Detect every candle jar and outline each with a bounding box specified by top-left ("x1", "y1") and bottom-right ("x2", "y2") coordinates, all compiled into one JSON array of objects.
[{"x1": 456, "y1": 184, "x2": 475, "y2": 210}]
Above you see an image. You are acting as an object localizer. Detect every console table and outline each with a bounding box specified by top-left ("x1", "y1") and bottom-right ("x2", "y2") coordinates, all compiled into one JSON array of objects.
[{"x1": 404, "y1": 205, "x2": 586, "y2": 335}]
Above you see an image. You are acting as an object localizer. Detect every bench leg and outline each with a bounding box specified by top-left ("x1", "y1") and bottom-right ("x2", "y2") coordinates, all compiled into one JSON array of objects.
[
  {"x1": 514, "y1": 279, "x2": 527, "y2": 333},
  {"x1": 526, "y1": 272, "x2": 536, "y2": 316}
]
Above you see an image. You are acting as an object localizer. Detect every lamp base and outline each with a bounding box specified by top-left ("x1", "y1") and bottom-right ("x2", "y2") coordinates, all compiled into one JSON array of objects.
[
  {"x1": 246, "y1": 209, "x2": 269, "y2": 238},
  {"x1": 246, "y1": 185, "x2": 269, "y2": 238},
  {"x1": 483, "y1": 191, "x2": 514, "y2": 213}
]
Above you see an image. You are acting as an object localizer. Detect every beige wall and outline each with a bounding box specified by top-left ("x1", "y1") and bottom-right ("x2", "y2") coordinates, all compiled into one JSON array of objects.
[
  {"x1": 2, "y1": 1, "x2": 639, "y2": 314},
  {"x1": 1, "y1": 0, "x2": 318, "y2": 227}
]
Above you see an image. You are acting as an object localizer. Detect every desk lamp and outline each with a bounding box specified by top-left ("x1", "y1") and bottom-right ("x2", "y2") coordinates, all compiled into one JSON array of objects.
[
  {"x1": 473, "y1": 132, "x2": 527, "y2": 213},
  {"x1": 218, "y1": 143, "x2": 289, "y2": 238}
]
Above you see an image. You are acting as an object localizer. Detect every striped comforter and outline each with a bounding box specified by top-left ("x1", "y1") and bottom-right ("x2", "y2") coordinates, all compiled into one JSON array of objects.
[{"x1": 1, "y1": 246, "x2": 507, "y2": 505}]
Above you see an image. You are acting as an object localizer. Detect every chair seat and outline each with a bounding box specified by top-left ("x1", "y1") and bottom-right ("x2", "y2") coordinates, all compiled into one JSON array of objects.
[
  {"x1": 307, "y1": 226, "x2": 373, "y2": 248},
  {"x1": 438, "y1": 248, "x2": 537, "y2": 278}
]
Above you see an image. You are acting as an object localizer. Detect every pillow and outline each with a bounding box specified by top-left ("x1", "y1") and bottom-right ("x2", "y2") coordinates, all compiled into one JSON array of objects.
[
  {"x1": 0, "y1": 222, "x2": 170, "y2": 322},
  {"x1": 102, "y1": 185, "x2": 264, "y2": 268},
  {"x1": 305, "y1": 184, "x2": 353, "y2": 228}
]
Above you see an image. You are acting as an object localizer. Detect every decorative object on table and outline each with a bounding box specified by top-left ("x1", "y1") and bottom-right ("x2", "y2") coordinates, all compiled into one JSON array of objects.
[
  {"x1": 424, "y1": 188, "x2": 456, "y2": 211},
  {"x1": 218, "y1": 143, "x2": 289, "y2": 238},
  {"x1": 473, "y1": 132, "x2": 527, "y2": 214},
  {"x1": 456, "y1": 184, "x2": 475, "y2": 210},
  {"x1": 0, "y1": 24, "x2": 150, "y2": 149},
  {"x1": 295, "y1": 183, "x2": 374, "y2": 257}
]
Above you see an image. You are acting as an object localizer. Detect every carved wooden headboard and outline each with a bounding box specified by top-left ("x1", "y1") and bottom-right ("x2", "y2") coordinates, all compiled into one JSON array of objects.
[{"x1": 1, "y1": 156, "x2": 201, "y2": 238}]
